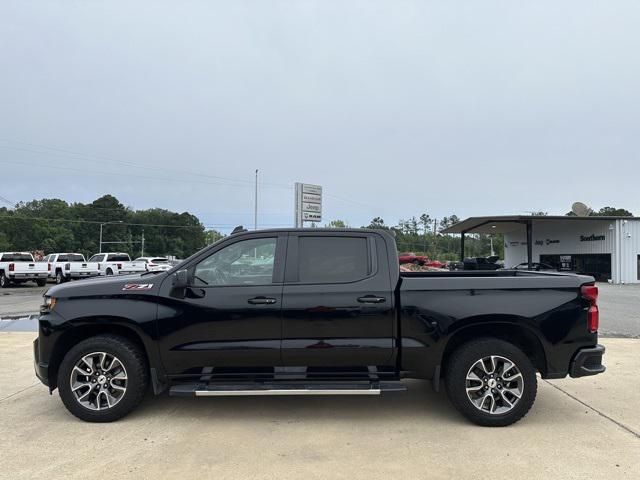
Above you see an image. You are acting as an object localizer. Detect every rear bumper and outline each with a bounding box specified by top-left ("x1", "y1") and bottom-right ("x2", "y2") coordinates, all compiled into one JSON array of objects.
[
  {"x1": 10, "y1": 273, "x2": 48, "y2": 280},
  {"x1": 33, "y1": 337, "x2": 49, "y2": 386},
  {"x1": 66, "y1": 272, "x2": 99, "y2": 279},
  {"x1": 569, "y1": 344, "x2": 606, "y2": 378}
]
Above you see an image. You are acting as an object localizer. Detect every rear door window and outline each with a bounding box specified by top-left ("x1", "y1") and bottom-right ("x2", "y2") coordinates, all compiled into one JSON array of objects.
[{"x1": 297, "y1": 236, "x2": 369, "y2": 283}]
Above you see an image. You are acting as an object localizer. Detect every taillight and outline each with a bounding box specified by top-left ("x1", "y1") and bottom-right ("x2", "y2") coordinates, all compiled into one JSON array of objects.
[
  {"x1": 48, "y1": 263, "x2": 52, "y2": 271},
  {"x1": 65, "y1": 263, "x2": 70, "y2": 270},
  {"x1": 117, "y1": 263, "x2": 122, "y2": 270},
  {"x1": 581, "y1": 285, "x2": 599, "y2": 333},
  {"x1": 8, "y1": 263, "x2": 14, "y2": 272}
]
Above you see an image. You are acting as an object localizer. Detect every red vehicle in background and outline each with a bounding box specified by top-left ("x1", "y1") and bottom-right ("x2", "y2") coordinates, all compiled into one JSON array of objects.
[
  {"x1": 424, "y1": 259, "x2": 447, "y2": 269},
  {"x1": 398, "y1": 252, "x2": 429, "y2": 265},
  {"x1": 398, "y1": 252, "x2": 447, "y2": 268}
]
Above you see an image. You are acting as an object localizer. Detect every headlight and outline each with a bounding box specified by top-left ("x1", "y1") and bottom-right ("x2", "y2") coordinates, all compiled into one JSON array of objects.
[{"x1": 40, "y1": 296, "x2": 57, "y2": 314}]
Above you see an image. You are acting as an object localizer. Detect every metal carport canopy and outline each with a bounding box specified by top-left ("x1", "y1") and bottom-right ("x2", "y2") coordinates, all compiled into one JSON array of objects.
[{"x1": 441, "y1": 215, "x2": 636, "y2": 267}]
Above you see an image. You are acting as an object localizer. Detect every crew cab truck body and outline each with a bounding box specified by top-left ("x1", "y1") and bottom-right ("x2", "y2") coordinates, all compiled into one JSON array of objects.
[
  {"x1": 87, "y1": 252, "x2": 146, "y2": 276},
  {"x1": 0, "y1": 252, "x2": 48, "y2": 287},
  {"x1": 34, "y1": 228, "x2": 605, "y2": 425},
  {"x1": 43, "y1": 253, "x2": 100, "y2": 284}
]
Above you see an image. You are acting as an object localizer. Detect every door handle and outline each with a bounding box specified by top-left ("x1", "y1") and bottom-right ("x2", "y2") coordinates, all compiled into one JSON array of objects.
[
  {"x1": 357, "y1": 295, "x2": 386, "y2": 304},
  {"x1": 247, "y1": 296, "x2": 277, "y2": 305}
]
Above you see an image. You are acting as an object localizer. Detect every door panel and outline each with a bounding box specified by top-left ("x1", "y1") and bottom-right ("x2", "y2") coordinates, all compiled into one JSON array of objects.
[
  {"x1": 156, "y1": 234, "x2": 286, "y2": 378},
  {"x1": 281, "y1": 233, "x2": 395, "y2": 369}
]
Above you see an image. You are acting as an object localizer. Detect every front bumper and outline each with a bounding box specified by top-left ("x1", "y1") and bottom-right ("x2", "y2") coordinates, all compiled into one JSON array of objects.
[
  {"x1": 569, "y1": 344, "x2": 606, "y2": 378},
  {"x1": 33, "y1": 337, "x2": 49, "y2": 386}
]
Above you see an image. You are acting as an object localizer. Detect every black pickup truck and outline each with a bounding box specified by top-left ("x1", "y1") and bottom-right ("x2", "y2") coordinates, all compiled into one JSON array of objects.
[{"x1": 34, "y1": 228, "x2": 605, "y2": 426}]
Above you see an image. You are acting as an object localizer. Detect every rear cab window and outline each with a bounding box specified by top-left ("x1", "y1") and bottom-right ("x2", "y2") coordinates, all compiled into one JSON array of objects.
[
  {"x1": 107, "y1": 254, "x2": 130, "y2": 262},
  {"x1": 288, "y1": 234, "x2": 373, "y2": 284},
  {"x1": 2, "y1": 253, "x2": 34, "y2": 262}
]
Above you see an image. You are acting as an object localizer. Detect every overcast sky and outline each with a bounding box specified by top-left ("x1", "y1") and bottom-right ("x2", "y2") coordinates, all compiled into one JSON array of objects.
[{"x1": 1, "y1": 1, "x2": 639, "y2": 233}]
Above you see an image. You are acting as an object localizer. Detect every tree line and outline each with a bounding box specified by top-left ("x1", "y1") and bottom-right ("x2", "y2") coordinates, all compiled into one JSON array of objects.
[
  {"x1": 0, "y1": 195, "x2": 632, "y2": 262},
  {"x1": 0, "y1": 195, "x2": 217, "y2": 259}
]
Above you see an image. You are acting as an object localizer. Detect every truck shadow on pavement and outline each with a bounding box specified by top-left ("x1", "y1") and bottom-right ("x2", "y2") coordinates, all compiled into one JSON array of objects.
[{"x1": 126, "y1": 379, "x2": 467, "y2": 425}]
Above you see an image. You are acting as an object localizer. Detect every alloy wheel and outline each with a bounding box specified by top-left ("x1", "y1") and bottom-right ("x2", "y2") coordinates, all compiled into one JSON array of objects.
[
  {"x1": 69, "y1": 352, "x2": 128, "y2": 411},
  {"x1": 465, "y1": 355, "x2": 524, "y2": 415}
]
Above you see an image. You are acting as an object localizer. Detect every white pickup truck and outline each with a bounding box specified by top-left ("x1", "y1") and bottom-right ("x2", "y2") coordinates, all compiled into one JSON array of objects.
[
  {"x1": 87, "y1": 252, "x2": 147, "y2": 276},
  {"x1": 0, "y1": 252, "x2": 49, "y2": 288},
  {"x1": 43, "y1": 253, "x2": 100, "y2": 284}
]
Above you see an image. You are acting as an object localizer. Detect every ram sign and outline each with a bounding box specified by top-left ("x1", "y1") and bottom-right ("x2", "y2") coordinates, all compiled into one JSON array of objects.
[{"x1": 295, "y1": 182, "x2": 322, "y2": 227}]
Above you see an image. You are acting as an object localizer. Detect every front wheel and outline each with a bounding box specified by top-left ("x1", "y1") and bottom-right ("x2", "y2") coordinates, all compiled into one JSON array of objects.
[
  {"x1": 57, "y1": 335, "x2": 149, "y2": 422},
  {"x1": 445, "y1": 338, "x2": 537, "y2": 427}
]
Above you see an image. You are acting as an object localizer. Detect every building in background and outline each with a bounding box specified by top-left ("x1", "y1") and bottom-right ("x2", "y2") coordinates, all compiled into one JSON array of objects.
[{"x1": 443, "y1": 216, "x2": 640, "y2": 284}]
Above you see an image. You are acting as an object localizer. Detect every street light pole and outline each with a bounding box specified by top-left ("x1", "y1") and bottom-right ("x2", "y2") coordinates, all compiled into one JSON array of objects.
[
  {"x1": 99, "y1": 221, "x2": 124, "y2": 253},
  {"x1": 99, "y1": 224, "x2": 103, "y2": 253},
  {"x1": 254, "y1": 169, "x2": 258, "y2": 230}
]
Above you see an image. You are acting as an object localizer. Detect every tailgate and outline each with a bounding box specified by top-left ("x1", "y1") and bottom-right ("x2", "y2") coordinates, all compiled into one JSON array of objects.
[
  {"x1": 69, "y1": 262, "x2": 100, "y2": 273},
  {"x1": 13, "y1": 262, "x2": 48, "y2": 274}
]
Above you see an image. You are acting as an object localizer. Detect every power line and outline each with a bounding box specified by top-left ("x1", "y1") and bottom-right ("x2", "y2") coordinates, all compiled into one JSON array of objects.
[{"x1": 0, "y1": 142, "x2": 291, "y2": 189}]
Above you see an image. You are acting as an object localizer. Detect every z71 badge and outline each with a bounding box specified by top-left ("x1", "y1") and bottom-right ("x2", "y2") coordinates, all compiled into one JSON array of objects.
[{"x1": 122, "y1": 283, "x2": 154, "y2": 291}]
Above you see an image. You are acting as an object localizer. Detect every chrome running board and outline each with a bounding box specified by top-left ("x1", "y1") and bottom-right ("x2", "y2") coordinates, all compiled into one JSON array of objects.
[{"x1": 170, "y1": 382, "x2": 406, "y2": 397}]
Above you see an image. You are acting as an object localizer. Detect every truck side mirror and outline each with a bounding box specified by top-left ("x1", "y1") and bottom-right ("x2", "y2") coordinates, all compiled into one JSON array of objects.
[{"x1": 172, "y1": 269, "x2": 189, "y2": 289}]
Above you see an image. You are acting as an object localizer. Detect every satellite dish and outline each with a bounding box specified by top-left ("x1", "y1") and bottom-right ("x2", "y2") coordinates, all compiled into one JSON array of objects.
[{"x1": 571, "y1": 202, "x2": 590, "y2": 217}]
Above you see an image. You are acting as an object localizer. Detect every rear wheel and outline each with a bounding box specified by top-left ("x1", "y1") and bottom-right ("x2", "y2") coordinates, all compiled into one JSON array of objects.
[
  {"x1": 106, "y1": 268, "x2": 114, "y2": 276},
  {"x1": 57, "y1": 335, "x2": 148, "y2": 422},
  {"x1": 445, "y1": 338, "x2": 537, "y2": 427},
  {"x1": 0, "y1": 272, "x2": 9, "y2": 288},
  {"x1": 36, "y1": 279, "x2": 47, "y2": 287}
]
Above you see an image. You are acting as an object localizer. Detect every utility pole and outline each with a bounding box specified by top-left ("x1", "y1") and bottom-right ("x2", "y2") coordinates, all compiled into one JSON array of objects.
[
  {"x1": 432, "y1": 218, "x2": 438, "y2": 258},
  {"x1": 254, "y1": 169, "x2": 258, "y2": 230},
  {"x1": 141, "y1": 229, "x2": 145, "y2": 257}
]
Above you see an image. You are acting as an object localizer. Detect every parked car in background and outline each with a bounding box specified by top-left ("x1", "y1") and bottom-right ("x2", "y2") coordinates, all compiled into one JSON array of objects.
[
  {"x1": 424, "y1": 259, "x2": 447, "y2": 269},
  {"x1": 134, "y1": 257, "x2": 172, "y2": 273},
  {"x1": 511, "y1": 262, "x2": 557, "y2": 272},
  {"x1": 0, "y1": 252, "x2": 48, "y2": 287},
  {"x1": 43, "y1": 253, "x2": 100, "y2": 284},
  {"x1": 463, "y1": 256, "x2": 503, "y2": 271},
  {"x1": 398, "y1": 252, "x2": 429, "y2": 265},
  {"x1": 87, "y1": 253, "x2": 146, "y2": 276}
]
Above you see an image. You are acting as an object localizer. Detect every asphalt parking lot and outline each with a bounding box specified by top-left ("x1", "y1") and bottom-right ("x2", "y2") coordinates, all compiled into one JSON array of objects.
[{"x1": 1, "y1": 333, "x2": 638, "y2": 479}]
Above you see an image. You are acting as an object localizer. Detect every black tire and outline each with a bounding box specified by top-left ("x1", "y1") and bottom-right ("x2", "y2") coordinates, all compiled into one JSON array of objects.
[
  {"x1": 36, "y1": 279, "x2": 47, "y2": 287},
  {"x1": 0, "y1": 272, "x2": 9, "y2": 288},
  {"x1": 106, "y1": 268, "x2": 114, "y2": 276},
  {"x1": 412, "y1": 259, "x2": 421, "y2": 266},
  {"x1": 55, "y1": 270, "x2": 65, "y2": 285},
  {"x1": 57, "y1": 335, "x2": 149, "y2": 422},
  {"x1": 444, "y1": 338, "x2": 537, "y2": 427}
]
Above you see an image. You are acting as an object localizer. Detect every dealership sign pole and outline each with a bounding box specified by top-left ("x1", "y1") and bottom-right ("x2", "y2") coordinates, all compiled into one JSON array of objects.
[{"x1": 294, "y1": 182, "x2": 322, "y2": 227}]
